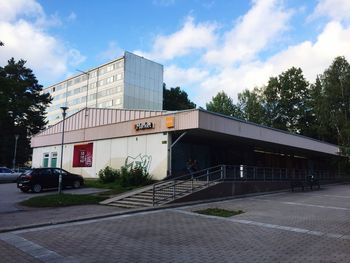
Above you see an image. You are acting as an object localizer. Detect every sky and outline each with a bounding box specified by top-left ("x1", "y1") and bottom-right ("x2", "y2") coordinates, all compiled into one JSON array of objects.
[{"x1": 1, "y1": 0, "x2": 350, "y2": 106}]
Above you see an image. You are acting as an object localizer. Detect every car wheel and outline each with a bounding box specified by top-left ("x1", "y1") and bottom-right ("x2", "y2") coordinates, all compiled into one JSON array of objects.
[
  {"x1": 20, "y1": 188, "x2": 29, "y2": 193},
  {"x1": 32, "y1": 184, "x2": 42, "y2": 193},
  {"x1": 73, "y1": 180, "x2": 81, "y2": 189}
]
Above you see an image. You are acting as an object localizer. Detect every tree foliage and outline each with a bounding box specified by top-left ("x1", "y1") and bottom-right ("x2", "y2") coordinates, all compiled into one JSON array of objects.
[
  {"x1": 0, "y1": 58, "x2": 52, "y2": 167},
  {"x1": 204, "y1": 57, "x2": 350, "y2": 154},
  {"x1": 206, "y1": 91, "x2": 239, "y2": 117},
  {"x1": 237, "y1": 88, "x2": 266, "y2": 124},
  {"x1": 163, "y1": 84, "x2": 196, "y2": 110}
]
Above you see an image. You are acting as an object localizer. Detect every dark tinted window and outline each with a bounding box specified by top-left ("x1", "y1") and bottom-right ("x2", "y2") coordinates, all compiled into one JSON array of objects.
[
  {"x1": 37, "y1": 169, "x2": 51, "y2": 176},
  {"x1": 0, "y1": 168, "x2": 12, "y2": 173},
  {"x1": 52, "y1": 169, "x2": 67, "y2": 176}
]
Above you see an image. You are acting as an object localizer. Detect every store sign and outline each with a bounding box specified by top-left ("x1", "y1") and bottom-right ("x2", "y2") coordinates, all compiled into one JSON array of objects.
[
  {"x1": 73, "y1": 143, "x2": 93, "y2": 167},
  {"x1": 165, "y1": 116, "x2": 175, "y2": 128},
  {"x1": 135, "y1": 122, "x2": 154, "y2": 131}
]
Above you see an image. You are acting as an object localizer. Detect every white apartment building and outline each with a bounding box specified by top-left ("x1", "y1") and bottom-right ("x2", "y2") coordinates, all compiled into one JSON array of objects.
[{"x1": 44, "y1": 51, "x2": 163, "y2": 125}]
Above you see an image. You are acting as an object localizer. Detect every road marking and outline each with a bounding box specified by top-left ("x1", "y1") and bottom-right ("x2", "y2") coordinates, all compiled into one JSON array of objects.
[
  {"x1": 315, "y1": 194, "x2": 350, "y2": 199},
  {"x1": 281, "y1": 202, "x2": 350, "y2": 211},
  {"x1": 0, "y1": 233, "x2": 77, "y2": 263},
  {"x1": 250, "y1": 197, "x2": 350, "y2": 211},
  {"x1": 174, "y1": 209, "x2": 350, "y2": 240}
]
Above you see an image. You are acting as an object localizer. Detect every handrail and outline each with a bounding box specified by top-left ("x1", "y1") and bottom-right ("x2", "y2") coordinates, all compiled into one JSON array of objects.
[
  {"x1": 152, "y1": 164, "x2": 344, "y2": 206},
  {"x1": 152, "y1": 165, "x2": 224, "y2": 206},
  {"x1": 153, "y1": 164, "x2": 223, "y2": 188}
]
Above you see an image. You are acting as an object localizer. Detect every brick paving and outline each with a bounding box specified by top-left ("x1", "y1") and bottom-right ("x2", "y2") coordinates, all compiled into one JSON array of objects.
[{"x1": 1, "y1": 184, "x2": 350, "y2": 262}]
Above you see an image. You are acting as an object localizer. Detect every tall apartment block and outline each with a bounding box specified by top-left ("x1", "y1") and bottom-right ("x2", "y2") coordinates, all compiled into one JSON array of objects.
[{"x1": 44, "y1": 52, "x2": 163, "y2": 124}]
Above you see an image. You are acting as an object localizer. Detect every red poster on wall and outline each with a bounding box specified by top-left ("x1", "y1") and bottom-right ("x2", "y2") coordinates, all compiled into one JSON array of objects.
[{"x1": 73, "y1": 143, "x2": 93, "y2": 167}]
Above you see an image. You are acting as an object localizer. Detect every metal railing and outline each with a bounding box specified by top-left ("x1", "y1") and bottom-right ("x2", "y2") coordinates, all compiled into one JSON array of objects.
[
  {"x1": 151, "y1": 165, "x2": 343, "y2": 206},
  {"x1": 152, "y1": 165, "x2": 224, "y2": 206}
]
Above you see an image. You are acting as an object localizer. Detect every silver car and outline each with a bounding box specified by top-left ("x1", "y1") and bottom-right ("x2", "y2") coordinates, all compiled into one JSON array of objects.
[{"x1": 0, "y1": 167, "x2": 22, "y2": 182}]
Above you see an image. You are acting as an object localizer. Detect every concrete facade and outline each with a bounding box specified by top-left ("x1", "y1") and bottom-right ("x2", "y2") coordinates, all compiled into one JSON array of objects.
[
  {"x1": 32, "y1": 132, "x2": 168, "y2": 180},
  {"x1": 44, "y1": 52, "x2": 163, "y2": 125}
]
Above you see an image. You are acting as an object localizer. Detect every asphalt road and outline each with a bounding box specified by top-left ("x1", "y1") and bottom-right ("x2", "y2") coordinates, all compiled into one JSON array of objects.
[{"x1": 0, "y1": 182, "x2": 106, "y2": 214}]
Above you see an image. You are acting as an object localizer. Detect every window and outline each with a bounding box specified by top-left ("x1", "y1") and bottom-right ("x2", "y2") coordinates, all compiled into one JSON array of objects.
[
  {"x1": 52, "y1": 169, "x2": 67, "y2": 176},
  {"x1": 90, "y1": 82, "x2": 97, "y2": 89},
  {"x1": 90, "y1": 71, "x2": 97, "y2": 78},
  {"x1": 107, "y1": 64, "x2": 114, "y2": 72},
  {"x1": 43, "y1": 153, "x2": 49, "y2": 168},
  {"x1": 51, "y1": 152, "x2": 57, "y2": 167}
]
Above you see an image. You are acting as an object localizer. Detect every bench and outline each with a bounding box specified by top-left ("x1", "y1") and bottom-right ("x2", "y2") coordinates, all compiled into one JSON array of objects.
[{"x1": 291, "y1": 175, "x2": 320, "y2": 192}]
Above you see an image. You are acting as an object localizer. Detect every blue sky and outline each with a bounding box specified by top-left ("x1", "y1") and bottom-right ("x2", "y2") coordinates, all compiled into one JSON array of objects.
[{"x1": 1, "y1": 0, "x2": 350, "y2": 106}]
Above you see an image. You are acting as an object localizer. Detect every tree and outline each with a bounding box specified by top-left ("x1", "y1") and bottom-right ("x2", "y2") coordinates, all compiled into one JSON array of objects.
[
  {"x1": 206, "y1": 91, "x2": 239, "y2": 117},
  {"x1": 162, "y1": 84, "x2": 196, "y2": 110},
  {"x1": 262, "y1": 67, "x2": 311, "y2": 134},
  {"x1": 317, "y1": 56, "x2": 350, "y2": 148},
  {"x1": 237, "y1": 88, "x2": 266, "y2": 124},
  {"x1": 0, "y1": 58, "x2": 52, "y2": 167}
]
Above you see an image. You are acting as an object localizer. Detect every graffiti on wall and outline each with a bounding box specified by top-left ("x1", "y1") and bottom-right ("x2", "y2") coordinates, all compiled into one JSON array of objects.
[{"x1": 125, "y1": 154, "x2": 152, "y2": 172}]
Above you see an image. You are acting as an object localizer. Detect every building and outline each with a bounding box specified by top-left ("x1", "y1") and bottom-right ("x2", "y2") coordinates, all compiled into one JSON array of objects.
[
  {"x1": 31, "y1": 108, "x2": 342, "y2": 180},
  {"x1": 44, "y1": 52, "x2": 163, "y2": 125}
]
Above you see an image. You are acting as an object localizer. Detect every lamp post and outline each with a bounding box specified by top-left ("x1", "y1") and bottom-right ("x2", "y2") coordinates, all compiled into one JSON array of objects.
[
  {"x1": 58, "y1": 106, "x2": 68, "y2": 194},
  {"x1": 12, "y1": 134, "x2": 19, "y2": 170},
  {"x1": 76, "y1": 69, "x2": 90, "y2": 109}
]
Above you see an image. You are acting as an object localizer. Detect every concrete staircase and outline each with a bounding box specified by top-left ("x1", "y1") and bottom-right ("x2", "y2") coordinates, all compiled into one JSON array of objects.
[
  {"x1": 101, "y1": 180, "x2": 217, "y2": 209},
  {"x1": 101, "y1": 165, "x2": 224, "y2": 209}
]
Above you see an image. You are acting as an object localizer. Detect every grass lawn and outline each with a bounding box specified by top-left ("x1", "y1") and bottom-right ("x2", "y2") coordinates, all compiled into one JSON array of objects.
[
  {"x1": 19, "y1": 179, "x2": 150, "y2": 208},
  {"x1": 20, "y1": 194, "x2": 106, "y2": 207},
  {"x1": 195, "y1": 208, "x2": 244, "y2": 217},
  {"x1": 84, "y1": 179, "x2": 146, "y2": 197}
]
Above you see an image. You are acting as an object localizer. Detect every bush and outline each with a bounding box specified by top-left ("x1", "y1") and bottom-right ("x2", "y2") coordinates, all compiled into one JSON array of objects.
[
  {"x1": 98, "y1": 166, "x2": 120, "y2": 183},
  {"x1": 120, "y1": 166, "x2": 151, "y2": 187}
]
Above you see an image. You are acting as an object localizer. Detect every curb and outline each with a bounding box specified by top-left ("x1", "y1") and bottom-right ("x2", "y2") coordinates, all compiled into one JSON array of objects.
[{"x1": 0, "y1": 182, "x2": 343, "y2": 233}]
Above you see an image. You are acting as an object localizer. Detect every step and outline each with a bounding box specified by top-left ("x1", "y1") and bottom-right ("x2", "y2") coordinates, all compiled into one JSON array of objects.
[
  {"x1": 108, "y1": 202, "x2": 142, "y2": 209},
  {"x1": 125, "y1": 197, "x2": 153, "y2": 203},
  {"x1": 112, "y1": 199, "x2": 151, "y2": 207}
]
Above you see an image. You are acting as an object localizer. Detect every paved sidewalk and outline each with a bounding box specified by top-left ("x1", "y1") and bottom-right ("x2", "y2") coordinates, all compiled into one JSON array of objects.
[{"x1": 1, "y1": 184, "x2": 350, "y2": 262}]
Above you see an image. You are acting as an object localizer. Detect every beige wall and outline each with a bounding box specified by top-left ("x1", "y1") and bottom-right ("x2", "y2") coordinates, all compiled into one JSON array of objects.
[{"x1": 32, "y1": 132, "x2": 169, "y2": 180}]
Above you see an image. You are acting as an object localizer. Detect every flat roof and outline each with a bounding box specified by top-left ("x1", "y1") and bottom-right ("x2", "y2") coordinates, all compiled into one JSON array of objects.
[{"x1": 32, "y1": 108, "x2": 340, "y2": 157}]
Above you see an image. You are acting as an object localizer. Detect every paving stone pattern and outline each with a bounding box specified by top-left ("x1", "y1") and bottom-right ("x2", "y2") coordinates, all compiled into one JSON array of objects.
[{"x1": 1, "y1": 184, "x2": 350, "y2": 262}]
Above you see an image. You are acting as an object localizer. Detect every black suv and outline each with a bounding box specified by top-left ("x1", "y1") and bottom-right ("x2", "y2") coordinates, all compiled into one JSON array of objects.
[{"x1": 17, "y1": 168, "x2": 84, "y2": 193}]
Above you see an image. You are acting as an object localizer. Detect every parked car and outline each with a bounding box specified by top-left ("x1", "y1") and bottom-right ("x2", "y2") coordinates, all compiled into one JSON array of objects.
[
  {"x1": 0, "y1": 167, "x2": 22, "y2": 183},
  {"x1": 17, "y1": 168, "x2": 84, "y2": 193}
]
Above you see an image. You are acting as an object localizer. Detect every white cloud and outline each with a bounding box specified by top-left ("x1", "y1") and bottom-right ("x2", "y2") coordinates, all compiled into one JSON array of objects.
[
  {"x1": 0, "y1": 0, "x2": 43, "y2": 22},
  {"x1": 97, "y1": 41, "x2": 123, "y2": 62},
  {"x1": 135, "y1": 16, "x2": 217, "y2": 60},
  {"x1": 164, "y1": 65, "x2": 209, "y2": 88},
  {"x1": 203, "y1": 0, "x2": 293, "y2": 66},
  {"x1": 195, "y1": 21, "x2": 350, "y2": 106},
  {"x1": 0, "y1": 0, "x2": 85, "y2": 85},
  {"x1": 310, "y1": 0, "x2": 350, "y2": 22}
]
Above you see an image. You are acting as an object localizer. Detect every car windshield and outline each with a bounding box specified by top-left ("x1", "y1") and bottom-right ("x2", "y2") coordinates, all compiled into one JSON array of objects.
[{"x1": 23, "y1": 169, "x2": 33, "y2": 175}]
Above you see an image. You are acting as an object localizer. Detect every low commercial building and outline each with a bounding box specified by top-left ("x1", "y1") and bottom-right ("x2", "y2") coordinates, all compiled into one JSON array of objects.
[{"x1": 31, "y1": 108, "x2": 341, "y2": 180}]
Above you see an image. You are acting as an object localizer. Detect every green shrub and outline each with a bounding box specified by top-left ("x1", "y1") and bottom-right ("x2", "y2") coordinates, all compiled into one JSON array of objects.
[
  {"x1": 120, "y1": 166, "x2": 151, "y2": 187},
  {"x1": 98, "y1": 166, "x2": 120, "y2": 183}
]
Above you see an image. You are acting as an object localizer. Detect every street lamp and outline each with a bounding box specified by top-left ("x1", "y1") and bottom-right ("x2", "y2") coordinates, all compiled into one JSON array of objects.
[
  {"x1": 76, "y1": 69, "x2": 90, "y2": 109},
  {"x1": 58, "y1": 106, "x2": 68, "y2": 194},
  {"x1": 12, "y1": 134, "x2": 19, "y2": 170}
]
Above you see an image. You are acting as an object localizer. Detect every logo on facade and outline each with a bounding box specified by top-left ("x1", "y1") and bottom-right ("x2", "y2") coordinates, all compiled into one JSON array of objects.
[
  {"x1": 135, "y1": 122, "x2": 155, "y2": 131},
  {"x1": 165, "y1": 116, "x2": 175, "y2": 128},
  {"x1": 125, "y1": 154, "x2": 152, "y2": 172}
]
